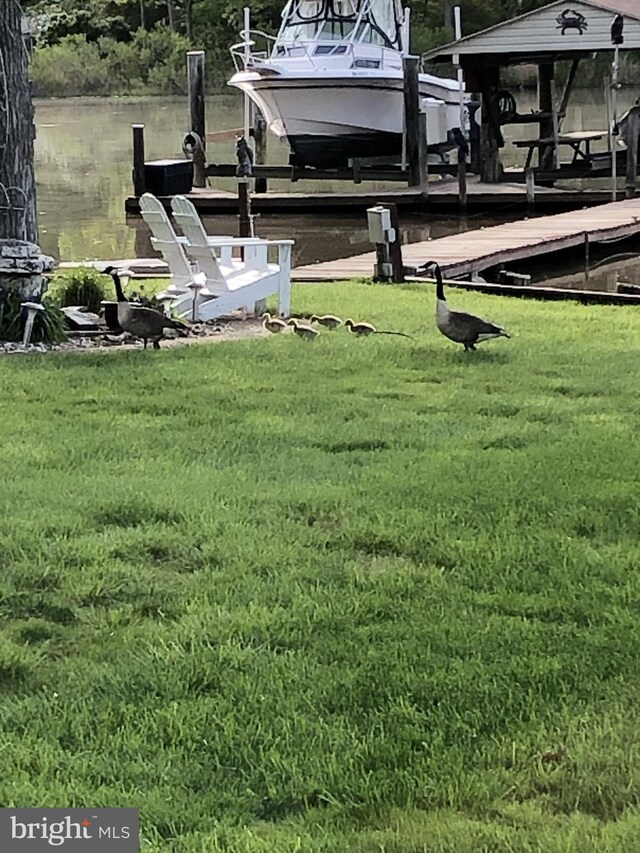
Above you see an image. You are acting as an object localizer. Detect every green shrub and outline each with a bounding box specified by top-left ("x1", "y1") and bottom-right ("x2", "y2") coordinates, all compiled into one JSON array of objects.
[
  {"x1": 31, "y1": 27, "x2": 190, "y2": 97},
  {"x1": 48, "y1": 268, "x2": 107, "y2": 314},
  {"x1": 0, "y1": 293, "x2": 67, "y2": 344},
  {"x1": 31, "y1": 35, "x2": 112, "y2": 97}
]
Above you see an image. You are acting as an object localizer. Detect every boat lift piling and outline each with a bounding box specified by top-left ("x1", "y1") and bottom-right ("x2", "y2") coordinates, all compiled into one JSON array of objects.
[
  {"x1": 187, "y1": 50, "x2": 207, "y2": 188},
  {"x1": 132, "y1": 124, "x2": 146, "y2": 196},
  {"x1": 402, "y1": 53, "x2": 433, "y2": 199},
  {"x1": 251, "y1": 106, "x2": 268, "y2": 193},
  {"x1": 402, "y1": 56, "x2": 421, "y2": 188},
  {"x1": 625, "y1": 106, "x2": 640, "y2": 198}
]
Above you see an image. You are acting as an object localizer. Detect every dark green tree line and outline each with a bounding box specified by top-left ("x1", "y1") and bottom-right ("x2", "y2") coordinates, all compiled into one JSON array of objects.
[{"x1": 21, "y1": 0, "x2": 639, "y2": 95}]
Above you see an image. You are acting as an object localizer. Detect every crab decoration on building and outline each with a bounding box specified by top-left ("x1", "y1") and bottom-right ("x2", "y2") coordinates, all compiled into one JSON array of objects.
[{"x1": 556, "y1": 9, "x2": 589, "y2": 35}]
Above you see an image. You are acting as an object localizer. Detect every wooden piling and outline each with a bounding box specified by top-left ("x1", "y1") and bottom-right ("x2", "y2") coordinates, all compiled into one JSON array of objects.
[
  {"x1": 457, "y1": 149, "x2": 467, "y2": 212},
  {"x1": 132, "y1": 124, "x2": 146, "y2": 196},
  {"x1": 418, "y1": 111, "x2": 428, "y2": 195},
  {"x1": 238, "y1": 181, "x2": 252, "y2": 237},
  {"x1": 538, "y1": 63, "x2": 556, "y2": 171},
  {"x1": 387, "y1": 204, "x2": 404, "y2": 282},
  {"x1": 625, "y1": 107, "x2": 639, "y2": 199},
  {"x1": 187, "y1": 50, "x2": 206, "y2": 188},
  {"x1": 403, "y1": 56, "x2": 421, "y2": 187},
  {"x1": 252, "y1": 106, "x2": 268, "y2": 193},
  {"x1": 557, "y1": 58, "x2": 580, "y2": 132},
  {"x1": 584, "y1": 231, "x2": 590, "y2": 279},
  {"x1": 469, "y1": 97, "x2": 481, "y2": 174},
  {"x1": 525, "y1": 168, "x2": 535, "y2": 210},
  {"x1": 479, "y1": 66, "x2": 503, "y2": 183}
]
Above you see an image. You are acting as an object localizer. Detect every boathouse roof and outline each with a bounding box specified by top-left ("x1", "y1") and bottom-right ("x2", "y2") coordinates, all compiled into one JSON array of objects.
[{"x1": 423, "y1": 0, "x2": 640, "y2": 65}]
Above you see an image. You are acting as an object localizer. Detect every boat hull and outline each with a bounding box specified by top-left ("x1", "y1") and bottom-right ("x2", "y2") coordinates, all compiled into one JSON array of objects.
[
  {"x1": 287, "y1": 131, "x2": 400, "y2": 168},
  {"x1": 230, "y1": 71, "x2": 463, "y2": 169}
]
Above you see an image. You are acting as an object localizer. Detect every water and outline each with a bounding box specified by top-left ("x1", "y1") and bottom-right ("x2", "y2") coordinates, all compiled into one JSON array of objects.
[{"x1": 34, "y1": 90, "x2": 640, "y2": 290}]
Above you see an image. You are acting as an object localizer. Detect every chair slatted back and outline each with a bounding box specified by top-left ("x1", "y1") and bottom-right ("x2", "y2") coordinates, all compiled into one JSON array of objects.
[
  {"x1": 139, "y1": 193, "x2": 193, "y2": 290},
  {"x1": 171, "y1": 196, "x2": 227, "y2": 292}
]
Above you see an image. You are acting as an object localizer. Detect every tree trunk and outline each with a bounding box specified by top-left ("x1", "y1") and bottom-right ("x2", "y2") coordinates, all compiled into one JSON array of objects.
[
  {"x1": 0, "y1": 1, "x2": 38, "y2": 243},
  {"x1": 185, "y1": 0, "x2": 193, "y2": 40},
  {"x1": 443, "y1": 0, "x2": 455, "y2": 30},
  {"x1": 167, "y1": 0, "x2": 177, "y2": 32}
]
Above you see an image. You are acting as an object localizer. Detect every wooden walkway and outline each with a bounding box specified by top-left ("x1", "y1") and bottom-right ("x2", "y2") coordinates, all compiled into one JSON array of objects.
[
  {"x1": 125, "y1": 179, "x2": 619, "y2": 215},
  {"x1": 292, "y1": 198, "x2": 640, "y2": 281}
]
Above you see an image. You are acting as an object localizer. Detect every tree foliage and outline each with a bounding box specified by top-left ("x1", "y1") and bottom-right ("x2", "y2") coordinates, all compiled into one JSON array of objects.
[
  {"x1": 23, "y1": 0, "x2": 556, "y2": 54},
  {"x1": 21, "y1": 0, "x2": 638, "y2": 93}
]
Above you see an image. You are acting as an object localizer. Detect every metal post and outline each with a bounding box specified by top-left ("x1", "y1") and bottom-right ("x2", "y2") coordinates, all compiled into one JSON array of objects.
[
  {"x1": 453, "y1": 7, "x2": 467, "y2": 212},
  {"x1": 400, "y1": 8, "x2": 410, "y2": 170},
  {"x1": 243, "y1": 7, "x2": 251, "y2": 142},
  {"x1": 611, "y1": 42, "x2": 620, "y2": 201}
]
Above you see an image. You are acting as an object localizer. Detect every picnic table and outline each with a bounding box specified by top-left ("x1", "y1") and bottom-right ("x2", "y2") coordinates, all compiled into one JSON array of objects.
[{"x1": 513, "y1": 130, "x2": 606, "y2": 170}]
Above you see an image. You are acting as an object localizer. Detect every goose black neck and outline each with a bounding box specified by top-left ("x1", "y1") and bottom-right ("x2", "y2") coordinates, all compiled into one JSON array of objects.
[
  {"x1": 111, "y1": 272, "x2": 127, "y2": 303},
  {"x1": 433, "y1": 264, "x2": 445, "y2": 301}
]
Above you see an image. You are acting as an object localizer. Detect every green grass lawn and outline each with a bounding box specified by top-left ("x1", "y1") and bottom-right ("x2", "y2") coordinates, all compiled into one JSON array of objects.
[{"x1": 1, "y1": 281, "x2": 639, "y2": 851}]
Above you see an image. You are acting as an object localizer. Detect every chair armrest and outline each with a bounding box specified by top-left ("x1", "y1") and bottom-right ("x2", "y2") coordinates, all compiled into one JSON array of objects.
[{"x1": 176, "y1": 235, "x2": 295, "y2": 248}]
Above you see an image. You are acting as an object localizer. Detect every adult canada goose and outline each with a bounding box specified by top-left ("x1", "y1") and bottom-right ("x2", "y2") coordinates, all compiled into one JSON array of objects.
[
  {"x1": 261, "y1": 312, "x2": 288, "y2": 334},
  {"x1": 344, "y1": 319, "x2": 414, "y2": 339},
  {"x1": 104, "y1": 266, "x2": 189, "y2": 350},
  {"x1": 311, "y1": 314, "x2": 342, "y2": 330},
  {"x1": 422, "y1": 261, "x2": 511, "y2": 352},
  {"x1": 287, "y1": 318, "x2": 319, "y2": 341}
]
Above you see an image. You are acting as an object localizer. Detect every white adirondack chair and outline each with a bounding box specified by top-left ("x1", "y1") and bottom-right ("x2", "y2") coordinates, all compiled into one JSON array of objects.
[
  {"x1": 139, "y1": 193, "x2": 242, "y2": 302},
  {"x1": 169, "y1": 194, "x2": 293, "y2": 321},
  {"x1": 139, "y1": 192, "x2": 199, "y2": 298}
]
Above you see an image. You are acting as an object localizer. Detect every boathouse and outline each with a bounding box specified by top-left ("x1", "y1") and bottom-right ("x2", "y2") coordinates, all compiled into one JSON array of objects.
[{"x1": 423, "y1": 0, "x2": 640, "y2": 183}]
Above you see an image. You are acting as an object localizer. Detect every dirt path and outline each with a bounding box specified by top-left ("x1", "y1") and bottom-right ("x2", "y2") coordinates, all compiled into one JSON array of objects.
[{"x1": 0, "y1": 319, "x2": 270, "y2": 358}]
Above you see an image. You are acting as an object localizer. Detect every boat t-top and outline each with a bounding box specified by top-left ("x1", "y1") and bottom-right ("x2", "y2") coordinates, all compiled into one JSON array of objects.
[{"x1": 229, "y1": 0, "x2": 466, "y2": 169}]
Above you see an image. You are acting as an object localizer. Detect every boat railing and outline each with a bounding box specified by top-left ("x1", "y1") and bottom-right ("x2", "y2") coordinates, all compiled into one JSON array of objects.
[
  {"x1": 232, "y1": 34, "x2": 398, "y2": 73},
  {"x1": 230, "y1": 29, "x2": 277, "y2": 72}
]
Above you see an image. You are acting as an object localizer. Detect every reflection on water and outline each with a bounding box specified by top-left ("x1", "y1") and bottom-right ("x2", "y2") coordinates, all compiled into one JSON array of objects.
[
  {"x1": 34, "y1": 90, "x2": 640, "y2": 288},
  {"x1": 527, "y1": 248, "x2": 640, "y2": 292}
]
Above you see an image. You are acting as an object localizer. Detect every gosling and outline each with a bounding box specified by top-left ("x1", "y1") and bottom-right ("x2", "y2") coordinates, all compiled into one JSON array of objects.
[
  {"x1": 344, "y1": 318, "x2": 414, "y2": 339},
  {"x1": 311, "y1": 314, "x2": 342, "y2": 330},
  {"x1": 261, "y1": 312, "x2": 288, "y2": 334},
  {"x1": 287, "y1": 318, "x2": 319, "y2": 341}
]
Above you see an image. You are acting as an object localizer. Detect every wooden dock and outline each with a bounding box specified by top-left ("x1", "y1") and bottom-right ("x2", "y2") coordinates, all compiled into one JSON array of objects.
[
  {"x1": 291, "y1": 198, "x2": 640, "y2": 281},
  {"x1": 125, "y1": 179, "x2": 620, "y2": 216}
]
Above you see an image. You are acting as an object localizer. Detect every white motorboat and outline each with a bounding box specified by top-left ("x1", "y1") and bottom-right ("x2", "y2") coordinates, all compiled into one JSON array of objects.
[{"x1": 228, "y1": 0, "x2": 466, "y2": 169}]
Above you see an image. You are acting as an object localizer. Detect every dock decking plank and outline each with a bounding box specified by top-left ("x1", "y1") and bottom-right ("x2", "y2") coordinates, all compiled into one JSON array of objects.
[{"x1": 292, "y1": 199, "x2": 640, "y2": 281}]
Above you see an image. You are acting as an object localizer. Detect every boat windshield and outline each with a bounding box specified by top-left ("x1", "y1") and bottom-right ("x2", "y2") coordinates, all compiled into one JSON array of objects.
[{"x1": 276, "y1": 0, "x2": 401, "y2": 49}]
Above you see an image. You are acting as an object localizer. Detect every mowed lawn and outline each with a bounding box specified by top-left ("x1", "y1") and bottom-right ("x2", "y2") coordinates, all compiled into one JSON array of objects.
[{"x1": 1, "y1": 281, "x2": 639, "y2": 851}]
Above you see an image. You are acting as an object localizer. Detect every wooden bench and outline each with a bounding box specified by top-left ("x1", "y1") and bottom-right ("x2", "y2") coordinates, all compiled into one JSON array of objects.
[{"x1": 514, "y1": 131, "x2": 606, "y2": 170}]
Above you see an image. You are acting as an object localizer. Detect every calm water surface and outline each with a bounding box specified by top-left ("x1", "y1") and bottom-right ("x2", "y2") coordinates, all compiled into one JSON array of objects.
[{"x1": 33, "y1": 90, "x2": 640, "y2": 290}]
